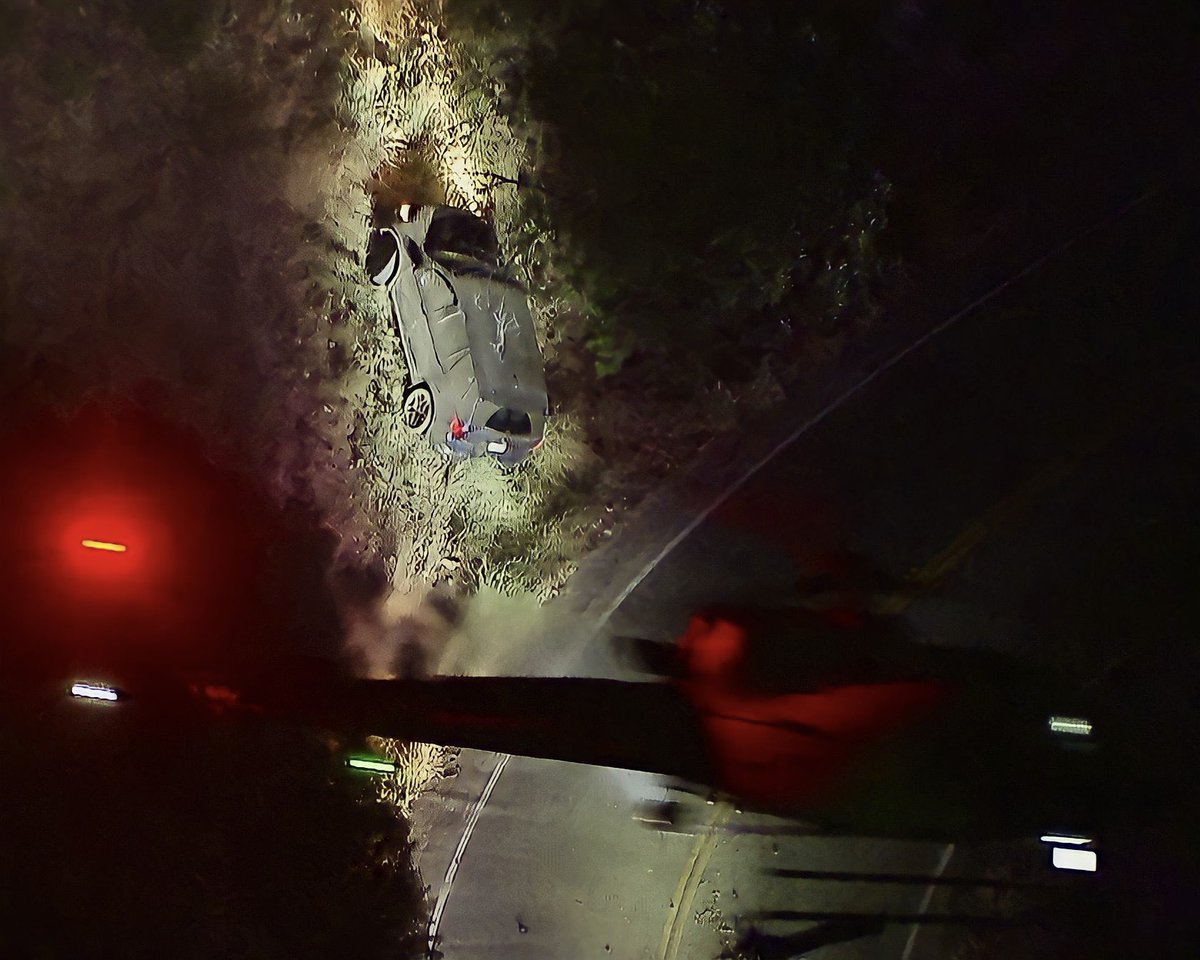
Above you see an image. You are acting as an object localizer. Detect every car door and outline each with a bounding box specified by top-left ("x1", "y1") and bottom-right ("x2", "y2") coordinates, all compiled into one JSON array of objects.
[{"x1": 416, "y1": 265, "x2": 471, "y2": 375}]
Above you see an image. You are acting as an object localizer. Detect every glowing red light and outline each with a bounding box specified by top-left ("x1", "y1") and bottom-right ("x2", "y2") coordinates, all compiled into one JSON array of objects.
[{"x1": 56, "y1": 495, "x2": 159, "y2": 588}]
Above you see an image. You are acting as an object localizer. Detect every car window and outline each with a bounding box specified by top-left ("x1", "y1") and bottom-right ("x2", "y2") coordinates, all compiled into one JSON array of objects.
[
  {"x1": 426, "y1": 210, "x2": 499, "y2": 263},
  {"x1": 485, "y1": 407, "x2": 534, "y2": 436},
  {"x1": 427, "y1": 249, "x2": 523, "y2": 286}
]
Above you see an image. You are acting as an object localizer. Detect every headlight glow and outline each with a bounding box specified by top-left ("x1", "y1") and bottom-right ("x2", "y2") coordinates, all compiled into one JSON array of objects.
[
  {"x1": 1049, "y1": 715, "x2": 1092, "y2": 736},
  {"x1": 70, "y1": 682, "x2": 120, "y2": 702},
  {"x1": 1051, "y1": 847, "x2": 1098, "y2": 872},
  {"x1": 1040, "y1": 834, "x2": 1093, "y2": 845}
]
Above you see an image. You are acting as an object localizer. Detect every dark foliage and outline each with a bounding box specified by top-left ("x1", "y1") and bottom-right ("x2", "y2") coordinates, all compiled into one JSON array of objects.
[
  {"x1": 0, "y1": 705, "x2": 426, "y2": 960},
  {"x1": 0, "y1": 402, "x2": 427, "y2": 959},
  {"x1": 445, "y1": 0, "x2": 894, "y2": 375}
]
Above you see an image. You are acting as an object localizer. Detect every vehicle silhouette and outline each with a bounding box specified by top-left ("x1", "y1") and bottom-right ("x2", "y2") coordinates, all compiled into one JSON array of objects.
[{"x1": 365, "y1": 205, "x2": 549, "y2": 466}]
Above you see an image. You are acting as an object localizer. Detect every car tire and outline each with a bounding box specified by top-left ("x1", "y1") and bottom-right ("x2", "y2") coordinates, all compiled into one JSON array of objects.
[
  {"x1": 366, "y1": 229, "x2": 401, "y2": 286},
  {"x1": 401, "y1": 383, "x2": 434, "y2": 434}
]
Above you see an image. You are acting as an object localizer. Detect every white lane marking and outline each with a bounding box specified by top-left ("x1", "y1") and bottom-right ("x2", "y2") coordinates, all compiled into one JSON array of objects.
[
  {"x1": 900, "y1": 843, "x2": 955, "y2": 960},
  {"x1": 426, "y1": 753, "x2": 511, "y2": 956},
  {"x1": 594, "y1": 189, "x2": 1158, "y2": 630}
]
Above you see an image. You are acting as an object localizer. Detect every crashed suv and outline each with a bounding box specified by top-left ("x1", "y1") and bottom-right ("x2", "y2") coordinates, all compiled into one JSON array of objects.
[{"x1": 365, "y1": 204, "x2": 548, "y2": 466}]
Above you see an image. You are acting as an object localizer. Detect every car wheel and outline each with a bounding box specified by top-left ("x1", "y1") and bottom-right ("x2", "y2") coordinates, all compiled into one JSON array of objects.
[
  {"x1": 366, "y1": 229, "x2": 401, "y2": 286},
  {"x1": 401, "y1": 383, "x2": 434, "y2": 434}
]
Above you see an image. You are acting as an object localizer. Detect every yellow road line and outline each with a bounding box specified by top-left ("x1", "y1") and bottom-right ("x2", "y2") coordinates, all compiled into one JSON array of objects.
[
  {"x1": 658, "y1": 803, "x2": 733, "y2": 960},
  {"x1": 881, "y1": 393, "x2": 1152, "y2": 615},
  {"x1": 876, "y1": 459, "x2": 1070, "y2": 616}
]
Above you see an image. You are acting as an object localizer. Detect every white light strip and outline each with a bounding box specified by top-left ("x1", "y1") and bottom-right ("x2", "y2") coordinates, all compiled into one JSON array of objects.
[
  {"x1": 1051, "y1": 847, "x2": 1098, "y2": 872},
  {"x1": 346, "y1": 757, "x2": 397, "y2": 774},
  {"x1": 1049, "y1": 715, "x2": 1092, "y2": 736},
  {"x1": 70, "y1": 682, "x2": 119, "y2": 702},
  {"x1": 1040, "y1": 834, "x2": 1093, "y2": 846}
]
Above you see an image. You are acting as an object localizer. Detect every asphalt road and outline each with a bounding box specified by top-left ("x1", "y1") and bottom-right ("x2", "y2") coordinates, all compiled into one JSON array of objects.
[{"x1": 416, "y1": 191, "x2": 1197, "y2": 959}]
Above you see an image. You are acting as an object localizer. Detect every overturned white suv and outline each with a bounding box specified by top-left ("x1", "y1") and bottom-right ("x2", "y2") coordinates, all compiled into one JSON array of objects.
[{"x1": 366, "y1": 205, "x2": 549, "y2": 466}]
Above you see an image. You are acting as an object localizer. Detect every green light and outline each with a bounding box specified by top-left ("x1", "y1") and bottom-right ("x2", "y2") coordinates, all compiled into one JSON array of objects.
[{"x1": 346, "y1": 756, "x2": 397, "y2": 775}]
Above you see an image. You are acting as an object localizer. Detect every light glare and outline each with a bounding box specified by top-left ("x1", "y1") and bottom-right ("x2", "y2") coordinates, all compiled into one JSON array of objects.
[
  {"x1": 81, "y1": 539, "x2": 127, "y2": 553},
  {"x1": 346, "y1": 756, "x2": 397, "y2": 774},
  {"x1": 1049, "y1": 715, "x2": 1092, "y2": 736},
  {"x1": 1051, "y1": 847, "x2": 1098, "y2": 872},
  {"x1": 1040, "y1": 834, "x2": 1093, "y2": 846},
  {"x1": 70, "y1": 682, "x2": 119, "y2": 702}
]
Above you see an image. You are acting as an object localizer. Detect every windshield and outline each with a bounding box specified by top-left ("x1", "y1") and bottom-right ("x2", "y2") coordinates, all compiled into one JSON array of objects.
[
  {"x1": 485, "y1": 407, "x2": 534, "y2": 436},
  {"x1": 428, "y1": 248, "x2": 525, "y2": 287}
]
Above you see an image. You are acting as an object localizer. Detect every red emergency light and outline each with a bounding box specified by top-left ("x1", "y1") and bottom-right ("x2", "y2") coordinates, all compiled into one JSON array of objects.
[{"x1": 55, "y1": 495, "x2": 161, "y2": 588}]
